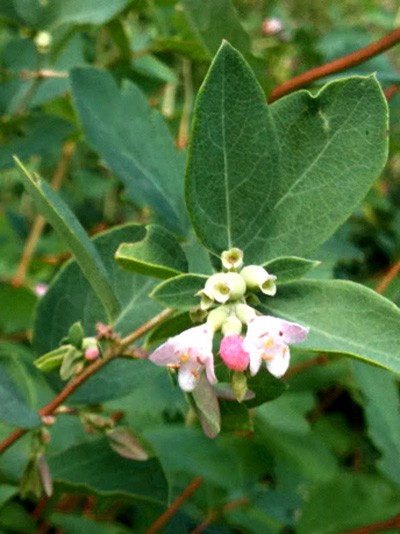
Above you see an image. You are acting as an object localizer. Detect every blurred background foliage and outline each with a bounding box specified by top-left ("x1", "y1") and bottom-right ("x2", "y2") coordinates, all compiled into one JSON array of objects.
[{"x1": 1, "y1": 1, "x2": 400, "y2": 533}]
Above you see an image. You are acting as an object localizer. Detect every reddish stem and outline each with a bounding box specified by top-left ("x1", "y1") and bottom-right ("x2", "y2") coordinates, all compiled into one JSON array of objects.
[
  {"x1": 0, "y1": 309, "x2": 173, "y2": 455},
  {"x1": 145, "y1": 477, "x2": 203, "y2": 534},
  {"x1": 340, "y1": 514, "x2": 400, "y2": 534},
  {"x1": 375, "y1": 259, "x2": 400, "y2": 294},
  {"x1": 269, "y1": 28, "x2": 400, "y2": 103}
]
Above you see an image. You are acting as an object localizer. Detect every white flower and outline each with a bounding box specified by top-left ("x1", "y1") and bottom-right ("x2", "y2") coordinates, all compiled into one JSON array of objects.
[
  {"x1": 149, "y1": 324, "x2": 216, "y2": 392},
  {"x1": 243, "y1": 315, "x2": 308, "y2": 378}
]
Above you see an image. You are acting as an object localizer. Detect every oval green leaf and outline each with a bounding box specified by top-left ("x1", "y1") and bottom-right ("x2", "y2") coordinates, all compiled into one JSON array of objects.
[{"x1": 115, "y1": 224, "x2": 188, "y2": 279}]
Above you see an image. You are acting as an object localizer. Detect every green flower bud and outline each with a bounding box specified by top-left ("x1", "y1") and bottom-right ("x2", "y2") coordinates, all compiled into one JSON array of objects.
[
  {"x1": 206, "y1": 306, "x2": 229, "y2": 332},
  {"x1": 202, "y1": 272, "x2": 246, "y2": 304},
  {"x1": 221, "y1": 315, "x2": 243, "y2": 336},
  {"x1": 240, "y1": 265, "x2": 277, "y2": 296},
  {"x1": 235, "y1": 304, "x2": 257, "y2": 325}
]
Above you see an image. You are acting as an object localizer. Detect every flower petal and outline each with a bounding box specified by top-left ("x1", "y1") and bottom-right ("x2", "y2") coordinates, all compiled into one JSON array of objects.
[
  {"x1": 280, "y1": 320, "x2": 309, "y2": 343},
  {"x1": 149, "y1": 341, "x2": 180, "y2": 366}
]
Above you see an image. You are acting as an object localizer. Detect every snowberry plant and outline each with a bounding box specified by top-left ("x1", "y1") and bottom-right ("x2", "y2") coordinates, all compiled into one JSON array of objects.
[{"x1": 7, "y1": 40, "x2": 400, "y2": 504}]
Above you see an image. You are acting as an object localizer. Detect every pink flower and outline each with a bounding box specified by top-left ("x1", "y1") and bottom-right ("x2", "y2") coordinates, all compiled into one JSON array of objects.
[
  {"x1": 149, "y1": 325, "x2": 217, "y2": 392},
  {"x1": 220, "y1": 334, "x2": 249, "y2": 372},
  {"x1": 243, "y1": 316, "x2": 308, "y2": 378}
]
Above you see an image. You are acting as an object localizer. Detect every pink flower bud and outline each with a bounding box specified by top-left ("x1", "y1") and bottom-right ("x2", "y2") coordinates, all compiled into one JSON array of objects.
[
  {"x1": 220, "y1": 334, "x2": 250, "y2": 372},
  {"x1": 84, "y1": 346, "x2": 100, "y2": 361}
]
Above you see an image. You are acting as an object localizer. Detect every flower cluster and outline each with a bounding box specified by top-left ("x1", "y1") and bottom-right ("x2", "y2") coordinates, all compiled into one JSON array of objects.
[{"x1": 150, "y1": 248, "x2": 308, "y2": 392}]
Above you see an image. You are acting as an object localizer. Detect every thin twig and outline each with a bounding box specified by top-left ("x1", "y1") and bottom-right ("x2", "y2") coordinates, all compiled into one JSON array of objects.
[
  {"x1": 374, "y1": 259, "x2": 400, "y2": 294},
  {"x1": 12, "y1": 141, "x2": 76, "y2": 287},
  {"x1": 190, "y1": 498, "x2": 249, "y2": 534},
  {"x1": 340, "y1": 514, "x2": 400, "y2": 534},
  {"x1": 0, "y1": 309, "x2": 174, "y2": 455},
  {"x1": 269, "y1": 28, "x2": 400, "y2": 102},
  {"x1": 177, "y1": 58, "x2": 193, "y2": 150},
  {"x1": 145, "y1": 477, "x2": 203, "y2": 534},
  {"x1": 20, "y1": 69, "x2": 68, "y2": 80}
]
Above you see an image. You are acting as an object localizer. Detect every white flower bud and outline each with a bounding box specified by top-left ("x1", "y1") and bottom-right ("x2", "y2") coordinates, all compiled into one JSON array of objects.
[
  {"x1": 203, "y1": 272, "x2": 246, "y2": 304},
  {"x1": 240, "y1": 265, "x2": 277, "y2": 296},
  {"x1": 35, "y1": 31, "x2": 52, "y2": 53}
]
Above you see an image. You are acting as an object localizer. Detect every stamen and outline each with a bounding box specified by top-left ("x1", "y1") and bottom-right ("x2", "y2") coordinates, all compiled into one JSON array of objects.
[
  {"x1": 262, "y1": 354, "x2": 274, "y2": 361},
  {"x1": 180, "y1": 353, "x2": 190, "y2": 363},
  {"x1": 263, "y1": 338, "x2": 274, "y2": 349}
]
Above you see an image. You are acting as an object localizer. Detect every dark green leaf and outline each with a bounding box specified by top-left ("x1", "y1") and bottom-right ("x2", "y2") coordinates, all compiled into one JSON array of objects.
[
  {"x1": 115, "y1": 224, "x2": 188, "y2": 279},
  {"x1": 182, "y1": 0, "x2": 250, "y2": 57},
  {"x1": 150, "y1": 273, "x2": 207, "y2": 309},
  {"x1": 297, "y1": 473, "x2": 400, "y2": 534},
  {"x1": 249, "y1": 75, "x2": 388, "y2": 260},
  {"x1": 0, "y1": 364, "x2": 40, "y2": 428},
  {"x1": 48, "y1": 437, "x2": 168, "y2": 504},
  {"x1": 185, "y1": 41, "x2": 280, "y2": 261},
  {"x1": 70, "y1": 67, "x2": 187, "y2": 235},
  {"x1": 263, "y1": 256, "x2": 320, "y2": 284},
  {"x1": 352, "y1": 361, "x2": 400, "y2": 485},
  {"x1": 0, "y1": 284, "x2": 36, "y2": 334},
  {"x1": 244, "y1": 370, "x2": 287, "y2": 409},
  {"x1": 0, "y1": 118, "x2": 72, "y2": 170},
  {"x1": 15, "y1": 158, "x2": 120, "y2": 321}
]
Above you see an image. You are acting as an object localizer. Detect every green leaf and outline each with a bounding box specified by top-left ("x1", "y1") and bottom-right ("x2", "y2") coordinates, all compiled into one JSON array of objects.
[
  {"x1": 144, "y1": 426, "x2": 242, "y2": 490},
  {"x1": 50, "y1": 513, "x2": 128, "y2": 534},
  {"x1": 70, "y1": 67, "x2": 186, "y2": 235},
  {"x1": 14, "y1": 0, "x2": 130, "y2": 29},
  {"x1": 150, "y1": 273, "x2": 207, "y2": 309},
  {"x1": 297, "y1": 473, "x2": 400, "y2": 534},
  {"x1": 48, "y1": 437, "x2": 168, "y2": 505},
  {"x1": 249, "y1": 75, "x2": 388, "y2": 261},
  {"x1": 352, "y1": 361, "x2": 400, "y2": 485},
  {"x1": 182, "y1": 0, "x2": 250, "y2": 57},
  {"x1": 0, "y1": 284, "x2": 36, "y2": 334},
  {"x1": 34, "y1": 345, "x2": 71, "y2": 373},
  {"x1": 146, "y1": 312, "x2": 193, "y2": 347},
  {"x1": 191, "y1": 374, "x2": 221, "y2": 438},
  {"x1": 0, "y1": 118, "x2": 72, "y2": 171},
  {"x1": 244, "y1": 371, "x2": 287, "y2": 409},
  {"x1": 185, "y1": 41, "x2": 280, "y2": 261},
  {"x1": 34, "y1": 226, "x2": 162, "y2": 403},
  {"x1": 219, "y1": 400, "x2": 253, "y2": 433},
  {"x1": 263, "y1": 256, "x2": 320, "y2": 284},
  {"x1": 15, "y1": 158, "x2": 120, "y2": 321},
  {"x1": 115, "y1": 224, "x2": 188, "y2": 279},
  {"x1": 0, "y1": 364, "x2": 40, "y2": 428},
  {"x1": 261, "y1": 279, "x2": 400, "y2": 374}
]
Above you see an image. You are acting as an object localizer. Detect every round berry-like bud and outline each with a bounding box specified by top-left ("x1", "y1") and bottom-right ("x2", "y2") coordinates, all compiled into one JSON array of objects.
[
  {"x1": 235, "y1": 304, "x2": 257, "y2": 324},
  {"x1": 220, "y1": 334, "x2": 249, "y2": 372},
  {"x1": 206, "y1": 306, "x2": 229, "y2": 332},
  {"x1": 203, "y1": 272, "x2": 246, "y2": 304},
  {"x1": 84, "y1": 346, "x2": 100, "y2": 361}
]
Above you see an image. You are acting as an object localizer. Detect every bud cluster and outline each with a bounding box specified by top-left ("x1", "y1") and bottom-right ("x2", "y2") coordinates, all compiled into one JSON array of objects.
[{"x1": 150, "y1": 248, "x2": 309, "y2": 397}]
